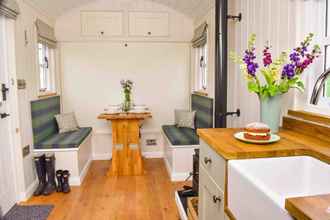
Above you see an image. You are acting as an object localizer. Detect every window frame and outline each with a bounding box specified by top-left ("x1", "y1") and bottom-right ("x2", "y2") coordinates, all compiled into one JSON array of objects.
[
  {"x1": 195, "y1": 43, "x2": 208, "y2": 93},
  {"x1": 37, "y1": 42, "x2": 56, "y2": 96}
]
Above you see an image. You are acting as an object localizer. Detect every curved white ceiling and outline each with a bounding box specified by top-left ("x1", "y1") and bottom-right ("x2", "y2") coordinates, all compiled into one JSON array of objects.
[{"x1": 26, "y1": 0, "x2": 214, "y2": 20}]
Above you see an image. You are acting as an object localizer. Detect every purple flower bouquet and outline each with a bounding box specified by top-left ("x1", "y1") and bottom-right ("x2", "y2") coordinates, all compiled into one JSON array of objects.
[
  {"x1": 231, "y1": 34, "x2": 321, "y2": 132},
  {"x1": 231, "y1": 33, "x2": 321, "y2": 99}
]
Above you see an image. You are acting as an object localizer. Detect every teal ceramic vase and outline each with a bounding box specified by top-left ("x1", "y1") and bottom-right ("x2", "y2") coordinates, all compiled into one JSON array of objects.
[{"x1": 259, "y1": 95, "x2": 282, "y2": 133}]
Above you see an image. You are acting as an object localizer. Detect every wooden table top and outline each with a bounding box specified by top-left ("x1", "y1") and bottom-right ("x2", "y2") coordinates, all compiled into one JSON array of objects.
[
  {"x1": 98, "y1": 112, "x2": 152, "y2": 120},
  {"x1": 197, "y1": 128, "x2": 330, "y2": 164},
  {"x1": 285, "y1": 194, "x2": 330, "y2": 220},
  {"x1": 197, "y1": 128, "x2": 330, "y2": 220}
]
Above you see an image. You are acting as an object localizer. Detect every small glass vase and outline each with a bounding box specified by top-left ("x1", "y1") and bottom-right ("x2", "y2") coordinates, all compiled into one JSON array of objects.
[
  {"x1": 122, "y1": 93, "x2": 132, "y2": 112},
  {"x1": 259, "y1": 95, "x2": 282, "y2": 133}
]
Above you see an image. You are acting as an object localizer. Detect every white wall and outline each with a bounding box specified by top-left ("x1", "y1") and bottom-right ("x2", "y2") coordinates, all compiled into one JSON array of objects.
[
  {"x1": 15, "y1": 0, "x2": 57, "y2": 197},
  {"x1": 57, "y1": 0, "x2": 194, "y2": 159}
]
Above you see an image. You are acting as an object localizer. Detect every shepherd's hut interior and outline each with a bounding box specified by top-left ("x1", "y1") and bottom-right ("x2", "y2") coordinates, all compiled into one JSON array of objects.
[{"x1": 1, "y1": 0, "x2": 330, "y2": 219}]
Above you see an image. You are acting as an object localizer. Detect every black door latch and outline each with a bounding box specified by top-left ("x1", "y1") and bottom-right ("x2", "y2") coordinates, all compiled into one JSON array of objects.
[
  {"x1": 0, "y1": 113, "x2": 10, "y2": 119},
  {"x1": 219, "y1": 109, "x2": 241, "y2": 119},
  {"x1": 1, "y1": 84, "x2": 9, "y2": 101}
]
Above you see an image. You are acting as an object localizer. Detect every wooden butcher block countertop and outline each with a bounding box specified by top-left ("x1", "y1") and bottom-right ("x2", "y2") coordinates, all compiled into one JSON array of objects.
[
  {"x1": 197, "y1": 116, "x2": 330, "y2": 220},
  {"x1": 285, "y1": 194, "x2": 330, "y2": 220},
  {"x1": 197, "y1": 128, "x2": 330, "y2": 164}
]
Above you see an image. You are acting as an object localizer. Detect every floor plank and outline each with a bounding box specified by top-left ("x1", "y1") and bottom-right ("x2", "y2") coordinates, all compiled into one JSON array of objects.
[{"x1": 24, "y1": 159, "x2": 189, "y2": 220}]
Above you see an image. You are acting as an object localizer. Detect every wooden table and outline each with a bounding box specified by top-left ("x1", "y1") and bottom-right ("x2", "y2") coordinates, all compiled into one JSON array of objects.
[{"x1": 98, "y1": 112, "x2": 152, "y2": 176}]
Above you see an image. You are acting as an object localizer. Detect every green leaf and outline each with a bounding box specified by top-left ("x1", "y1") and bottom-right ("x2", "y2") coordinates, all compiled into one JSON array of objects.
[
  {"x1": 279, "y1": 80, "x2": 290, "y2": 93},
  {"x1": 268, "y1": 85, "x2": 279, "y2": 97},
  {"x1": 247, "y1": 81, "x2": 260, "y2": 94},
  {"x1": 294, "y1": 80, "x2": 305, "y2": 92},
  {"x1": 261, "y1": 69, "x2": 274, "y2": 86}
]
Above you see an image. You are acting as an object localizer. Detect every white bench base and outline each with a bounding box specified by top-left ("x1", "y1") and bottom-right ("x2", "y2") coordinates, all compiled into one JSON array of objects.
[
  {"x1": 162, "y1": 131, "x2": 199, "y2": 182},
  {"x1": 33, "y1": 133, "x2": 92, "y2": 186}
]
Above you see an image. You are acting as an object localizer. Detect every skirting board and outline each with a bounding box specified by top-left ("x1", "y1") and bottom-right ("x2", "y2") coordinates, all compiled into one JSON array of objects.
[
  {"x1": 164, "y1": 157, "x2": 191, "y2": 182},
  {"x1": 19, "y1": 179, "x2": 38, "y2": 201},
  {"x1": 175, "y1": 191, "x2": 188, "y2": 220},
  {"x1": 92, "y1": 151, "x2": 163, "y2": 160},
  {"x1": 93, "y1": 153, "x2": 112, "y2": 160},
  {"x1": 142, "y1": 151, "x2": 164, "y2": 158}
]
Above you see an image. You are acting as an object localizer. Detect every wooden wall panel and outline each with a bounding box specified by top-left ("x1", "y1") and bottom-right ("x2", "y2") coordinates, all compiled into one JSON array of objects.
[{"x1": 226, "y1": 0, "x2": 324, "y2": 128}]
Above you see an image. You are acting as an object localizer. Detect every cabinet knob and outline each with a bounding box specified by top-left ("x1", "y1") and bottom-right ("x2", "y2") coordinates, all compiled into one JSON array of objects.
[
  {"x1": 148, "y1": 31, "x2": 151, "y2": 35},
  {"x1": 204, "y1": 157, "x2": 212, "y2": 165},
  {"x1": 213, "y1": 195, "x2": 222, "y2": 204}
]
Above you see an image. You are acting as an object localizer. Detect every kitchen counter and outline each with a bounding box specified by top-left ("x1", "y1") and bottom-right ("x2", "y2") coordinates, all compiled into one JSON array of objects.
[
  {"x1": 197, "y1": 127, "x2": 330, "y2": 220},
  {"x1": 285, "y1": 194, "x2": 330, "y2": 220},
  {"x1": 197, "y1": 128, "x2": 330, "y2": 164}
]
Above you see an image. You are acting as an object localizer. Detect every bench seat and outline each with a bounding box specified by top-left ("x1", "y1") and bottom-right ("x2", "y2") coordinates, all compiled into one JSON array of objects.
[
  {"x1": 34, "y1": 127, "x2": 92, "y2": 150},
  {"x1": 162, "y1": 94, "x2": 213, "y2": 181},
  {"x1": 162, "y1": 125, "x2": 199, "y2": 146}
]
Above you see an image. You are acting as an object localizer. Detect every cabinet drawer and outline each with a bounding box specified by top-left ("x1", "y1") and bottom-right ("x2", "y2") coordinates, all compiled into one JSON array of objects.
[
  {"x1": 198, "y1": 165, "x2": 225, "y2": 220},
  {"x1": 200, "y1": 139, "x2": 226, "y2": 190}
]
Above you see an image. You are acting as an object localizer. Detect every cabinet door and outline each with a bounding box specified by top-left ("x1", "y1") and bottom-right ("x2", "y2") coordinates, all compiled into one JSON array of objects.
[
  {"x1": 198, "y1": 165, "x2": 225, "y2": 220},
  {"x1": 81, "y1": 11, "x2": 123, "y2": 37},
  {"x1": 128, "y1": 12, "x2": 169, "y2": 37}
]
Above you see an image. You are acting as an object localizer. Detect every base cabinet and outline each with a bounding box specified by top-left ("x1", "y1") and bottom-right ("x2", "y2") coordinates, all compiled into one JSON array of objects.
[
  {"x1": 198, "y1": 139, "x2": 227, "y2": 220},
  {"x1": 199, "y1": 165, "x2": 225, "y2": 220}
]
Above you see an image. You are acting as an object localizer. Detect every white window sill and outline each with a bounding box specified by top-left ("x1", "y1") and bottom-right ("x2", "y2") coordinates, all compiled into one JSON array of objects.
[
  {"x1": 38, "y1": 92, "x2": 57, "y2": 99},
  {"x1": 302, "y1": 103, "x2": 330, "y2": 117}
]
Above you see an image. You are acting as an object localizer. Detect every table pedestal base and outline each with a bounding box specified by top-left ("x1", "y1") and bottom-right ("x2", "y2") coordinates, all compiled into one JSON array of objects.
[{"x1": 108, "y1": 119, "x2": 144, "y2": 176}]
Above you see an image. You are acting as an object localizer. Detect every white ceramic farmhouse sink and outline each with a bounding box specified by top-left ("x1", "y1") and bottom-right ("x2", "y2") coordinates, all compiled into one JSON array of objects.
[{"x1": 228, "y1": 156, "x2": 330, "y2": 220}]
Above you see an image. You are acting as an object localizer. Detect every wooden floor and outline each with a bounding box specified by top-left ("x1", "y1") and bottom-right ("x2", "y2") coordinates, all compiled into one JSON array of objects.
[{"x1": 24, "y1": 159, "x2": 188, "y2": 220}]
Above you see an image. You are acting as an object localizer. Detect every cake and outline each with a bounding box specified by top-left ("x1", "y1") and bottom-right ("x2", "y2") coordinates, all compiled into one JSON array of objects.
[{"x1": 244, "y1": 122, "x2": 271, "y2": 141}]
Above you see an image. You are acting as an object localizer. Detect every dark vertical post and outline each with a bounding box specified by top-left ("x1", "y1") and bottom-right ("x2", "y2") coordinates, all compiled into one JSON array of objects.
[{"x1": 215, "y1": 0, "x2": 228, "y2": 128}]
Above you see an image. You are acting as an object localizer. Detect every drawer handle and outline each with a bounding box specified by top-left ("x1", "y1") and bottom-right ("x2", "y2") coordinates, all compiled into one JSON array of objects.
[
  {"x1": 213, "y1": 195, "x2": 222, "y2": 204},
  {"x1": 204, "y1": 157, "x2": 212, "y2": 165}
]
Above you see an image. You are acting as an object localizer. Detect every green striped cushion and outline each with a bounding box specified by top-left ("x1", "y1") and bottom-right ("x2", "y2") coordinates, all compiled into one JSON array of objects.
[
  {"x1": 34, "y1": 127, "x2": 92, "y2": 149},
  {"x1": 162, "y1": 125, "x2": 199, "y2": 146},
  {"x1": 191, "y1": 94, "x2": 213, "y2": 129},
  {"x1": 31, "y1": 96, "x2": 61, "y2": 145}
]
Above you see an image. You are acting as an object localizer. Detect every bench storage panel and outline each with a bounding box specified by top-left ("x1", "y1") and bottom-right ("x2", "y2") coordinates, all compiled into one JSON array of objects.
[
  {"x1": 31, "y1": 96, "x2": 92, "y2": 186},
  {"x1": 34, "y1": 133, "x2": 93, "y2": 185}
]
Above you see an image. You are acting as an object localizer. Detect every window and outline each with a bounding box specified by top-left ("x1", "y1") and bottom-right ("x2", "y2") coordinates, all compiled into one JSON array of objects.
[
  {"x1": 196, "y1": 44, "x2": 208, "y2": 91},
  {"x1": 38, "y1": 43, "x2": 55, "y2": 94}
]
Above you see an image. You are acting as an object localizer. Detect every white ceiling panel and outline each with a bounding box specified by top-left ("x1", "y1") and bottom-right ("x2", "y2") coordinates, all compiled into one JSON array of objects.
[{"x1": 25, "y1": 0, "x2": 214, "y2": 20}]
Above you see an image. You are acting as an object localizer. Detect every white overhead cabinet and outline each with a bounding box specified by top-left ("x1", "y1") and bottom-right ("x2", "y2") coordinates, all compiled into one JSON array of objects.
[
  {"x1": 81, "y1": 11, "x2": 123, "y2": 37},
  {"x1": 128, "y1": 12, "x2": 169, "y2": 37}
]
